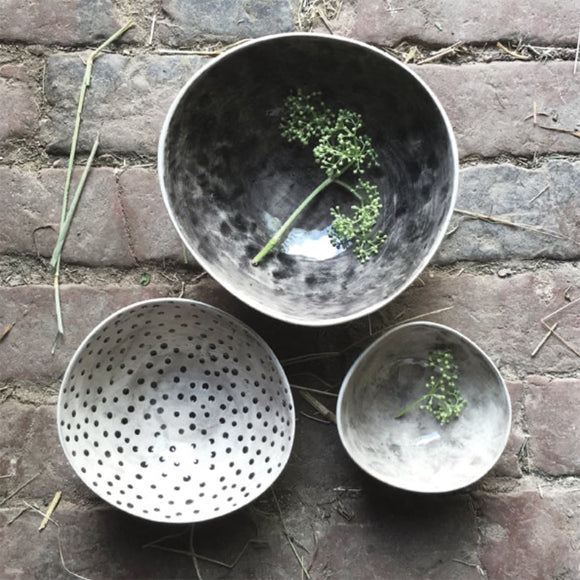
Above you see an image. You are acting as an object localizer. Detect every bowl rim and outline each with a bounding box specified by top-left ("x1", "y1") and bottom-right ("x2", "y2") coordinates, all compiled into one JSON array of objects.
[
  {"x1": 336, "y1": 321, "x2": 512, "y2": 493},
  {"x1": 158, "y1": 32, "x2": 459, "y2": 327},
  {"x1": 56, "y1": 297, "x2": 296, "y2": 523}
]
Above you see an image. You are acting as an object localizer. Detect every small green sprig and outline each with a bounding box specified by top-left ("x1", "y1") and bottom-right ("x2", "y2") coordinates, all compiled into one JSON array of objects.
[
  {"x1": 329, "y1": 179, "x2": 387, "y2": 264},
  {"x1": 252, "y1": 90, "x2": 387, "y2": 266},
  {"x1": 395, "y1": 349, "x2": 467, "y2": 424}
]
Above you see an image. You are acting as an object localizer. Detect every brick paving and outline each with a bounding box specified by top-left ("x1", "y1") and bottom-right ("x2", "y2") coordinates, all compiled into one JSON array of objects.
[{"x1": 1, "y1": 2, "x2": 579, "y2": 579}]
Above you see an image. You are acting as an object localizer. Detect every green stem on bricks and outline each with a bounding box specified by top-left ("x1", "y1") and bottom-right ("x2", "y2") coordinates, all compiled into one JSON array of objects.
[
  {"x1": 50, "y1": 136, "x2": 100, "y2": 270},
  {"x1": 52, "y1": 21, "x2": 134, "y2": 348}
]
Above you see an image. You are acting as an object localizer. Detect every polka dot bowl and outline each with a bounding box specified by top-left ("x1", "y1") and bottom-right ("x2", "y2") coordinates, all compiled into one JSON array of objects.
[{"x1": 57, "y1": 299, "x2": 295, "y2": 523}]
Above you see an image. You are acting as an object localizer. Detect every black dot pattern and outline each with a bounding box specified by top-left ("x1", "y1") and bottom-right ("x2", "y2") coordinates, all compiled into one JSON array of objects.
[{"x1": 57, "y1": 299, "x2": 295, "y2": 523}]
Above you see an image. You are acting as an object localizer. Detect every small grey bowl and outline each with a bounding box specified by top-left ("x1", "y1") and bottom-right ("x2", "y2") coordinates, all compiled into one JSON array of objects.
[
  {"x1": 159, "y1": 33, "x2": 458, "y2": 326},
  {"x1": 337, "y1": 322, "x2": 511, "y2": 493},
  {"x1": 57, "y1": 299, "x2": 295, "y2": 523}
]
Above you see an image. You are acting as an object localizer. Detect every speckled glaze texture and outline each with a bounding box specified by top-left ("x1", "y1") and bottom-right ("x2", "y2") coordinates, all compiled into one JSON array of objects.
[
  {"x1": 337, "y1": 322, "x2": 511, "y2": 493},
  {"x1": 159, "y1": 34, "x2": 458, "y2": 326},
  {"x1": 57, "y1": 299, "x2": 295, "y2": 523}
]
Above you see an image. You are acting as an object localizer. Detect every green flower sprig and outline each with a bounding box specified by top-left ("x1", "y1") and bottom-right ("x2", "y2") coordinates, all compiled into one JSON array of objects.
[
  {"x1": 395, "y1": 349, "x2": 467, "y2": 424},
  {"x1": 252, "y1": 90, "x2": 387, "y2": 266}
]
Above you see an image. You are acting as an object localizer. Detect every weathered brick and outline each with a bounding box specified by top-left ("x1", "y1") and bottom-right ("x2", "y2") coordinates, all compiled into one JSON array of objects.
[
  {"x1": 43, "y1": 54, "x2": 580, "y2": 159},
  {"x1": 526, "y1": 376, "x2": 580, "y2": 475},
  {"x1": 490, "y1": 382, "x2": 525, "y2": 478},
  {"x1": 476, "y1": 488, "x2": 580, "y2": 579},
  {"x1": 436, "y1": 160, "x2": 580, "y2": 263},
  {"x1": 305, "y1": 491, "x2": 480, "y2": 579},
  {"x1": 0, "y1": 167, "x2": 134, "y2": 266},
  {"x1": 0, "y1": 504, "x2": 300, "y2": 579},
  {"x1": 414, "y1": 61, "x2": 580, "y2": 158},
  {"x1": 0, "y1": 285, "x2": 174, "y2": 382},
  {"x1": 0, "y1": 0, "x2": 120, "y2": 46},
  {"x1": 0, "y1": 279, "x2": 260, "y2": 382},
  {"x1": 118, "y1": 167, "x2": 184, "y2": 263},
  {"x1": 5, "y1": 158, "x2": 574, "y2": 267},
  {"x1": 0, "y1": 66, "x2": 38, "y2": 144},
  {"x1": 43, "y1": 53, "x2": 205, "y2": 156},
  {"x1": 327, "y1": 0, "x2": 580, "y2": 47},
  {"x1": 159, "y1": 0, "x2": 294, "y2": 45},
  {"x1": 366, "y1": 262, "x2": 580, "y2": 377},
  {"x1": 0, "y1": 402, "x2": 93, "y2": 504}
]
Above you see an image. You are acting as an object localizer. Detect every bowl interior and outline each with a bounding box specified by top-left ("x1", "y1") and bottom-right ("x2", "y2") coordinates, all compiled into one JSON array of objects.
[
  {"x1": 57, "y1": 300, "x2": 294, "y2": 523},
  {"x1": 337, "y1": 322, "x2": 510, "y2": 493},
  {"x1": 160, "y1": 34, "x2": 457, "y2": 325}
]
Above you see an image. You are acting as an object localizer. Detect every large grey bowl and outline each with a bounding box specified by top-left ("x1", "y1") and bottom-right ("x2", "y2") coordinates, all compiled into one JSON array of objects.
[
  {"x1": 159, "y1": 33, "x2": 458, "y2": 326},
  {"x1": 337, "y1": 322, "x2": 511, "y2": 493}
]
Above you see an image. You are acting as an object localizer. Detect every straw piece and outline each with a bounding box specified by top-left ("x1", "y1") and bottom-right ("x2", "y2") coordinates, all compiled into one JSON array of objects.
[
  {"x1": 531, "y1": 322, "x2": 558, "y2": 358},
  {"x1": 39, "y1": 491, "x2": 62, "y2": 532},
  {"x1": 299, "y1": 391, "x2": 336, "y2": 424},
  {"x1": 50, "y1": 136, "x2": 100, "y2": 269},
  {"x1": 0, "y1": 473, "x2": 41, "y2": 507}
]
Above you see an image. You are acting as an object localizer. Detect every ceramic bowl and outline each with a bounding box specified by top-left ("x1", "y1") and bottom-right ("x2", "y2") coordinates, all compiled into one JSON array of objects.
[
  {"x1": 337, "y1": 322, "x2": 511, "y2": 492},
  {"x1": 159, "y1": 33, "x2": 457, "y2": 326},
  {"x1": 57, "y1": 299, "x2": 295, "y2": 522}
]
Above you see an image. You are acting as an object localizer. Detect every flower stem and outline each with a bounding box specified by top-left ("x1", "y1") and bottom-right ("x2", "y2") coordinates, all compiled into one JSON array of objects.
[
  {"x1": 252, "y1": 175, "x2": 335, "y2": 265},
  {"x1": 394, "y1": 393, "x2": 431, "y2": 419},
  {"x1": 334, "y1": 179, "x2": 364, "y2": 201}
]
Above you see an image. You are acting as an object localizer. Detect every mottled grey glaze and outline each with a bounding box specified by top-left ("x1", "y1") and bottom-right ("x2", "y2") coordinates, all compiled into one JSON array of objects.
[
  {"x1": 159, "y1": 34, "x2": 458, "y2": 326},
  {"x1": 337, "y1": 322, "x2": 511, "y2": 493}
]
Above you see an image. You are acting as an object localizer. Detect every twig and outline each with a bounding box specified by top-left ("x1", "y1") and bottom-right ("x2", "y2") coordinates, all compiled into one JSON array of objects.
[
  {"x1": 144, "y1": 530, "x2": 265, "y2": 569},
  {"x1": 528, "y1": 184, "x2": 549, "y2": 204},
  {"x1": 190, "y1": 524, "x2": 204, "y2": 580},
  {"x1": 534, "y1": 124, "x2": 580, "y2": 139},
  {"x1": 147, "y1": 14, "x2": 157, "y2": 45},
  {"x1": 417, "y1": 41, "x2": 463, "y2": 64},
  {"x1": 39, "y1": 491, "x2": 62, "y2": 532},
  {"x1": 156, "y1": 39, "x2": 248, "y2": 56},
  {"x1": 393, "y1": 306, "x2": 453, "y2": 326},
  {"x1": 452, "y1": 559, "x2": 486, "y2": 576},
  {"x1": 531, "y1": 322, "x2": 558, "y2": 357},
  {"x1": 299, "y1": 391, "x2": 336, "y2": 424},
  {"x1": 300, "y1": 411, "x2": 332, "y2": 424},
  {"x1": 541, "y1": 320, "x2": 580, "y2": 357},
  {"x1": 23, "y1": 502, "x2": 92, "y2": 580},
  {"x1": 282, "y1": 352, "x2": 341, "y2": 366},
  {"x1": 316, "y1": 8, "x2": 334, "y2": 34},
  {"x1": 0, "y1": 472, "x2": 41, "y2": 507},
  {"x1": 574, "y1": 26, "x2": 580, "y2": 75},
  {"x1": 496, "y1": 41, "x2": 530, "y2": 60},
  {"x1": 50, "y1": 135, "x2": 100, "y2": 270},
  {"x1": 454, "y1": 208, "x2": 572, "y2": 242},
  {"x1": 53, "y1": 20, "x2": 134, "y2": 343},
  {"x1": 542, "y1": 295, "x2": 580, "y2": 322},
  {"x1": 0, "y1": 322, "x2": 14, "y2": 342},
  {"x1": 7, "y1": 506, "x2": 30, "y2": 525},
  {"x1": 291, "y1": 384, "x2": 338, "y2": 398},
  {"x1": 271, "y1": 489, "x2": 311, "y2": 579},
  {"x1": 540, "y1": 296, "x2": 580, "y2": 357}
]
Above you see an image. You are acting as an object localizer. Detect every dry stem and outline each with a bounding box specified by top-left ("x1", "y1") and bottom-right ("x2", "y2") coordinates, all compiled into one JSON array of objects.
[
  {"x1": 299, "y1": 391, "x2": 337, "y2": 424},
  {"x1": 497, "y1": 41, "x2": 530, "y2": 60},
  {"x1": 417, "y1": 41, "x2": 463, "y2": 64},
  {"x1": 0, "y1": 472, "x2": 41, "y2": 507},
  {"x1": 454, "y1": 208, "x2": 573, "y2": 242},
  {"x1": 271, "y1": 489, "x2": 311, "y2": 579}
]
